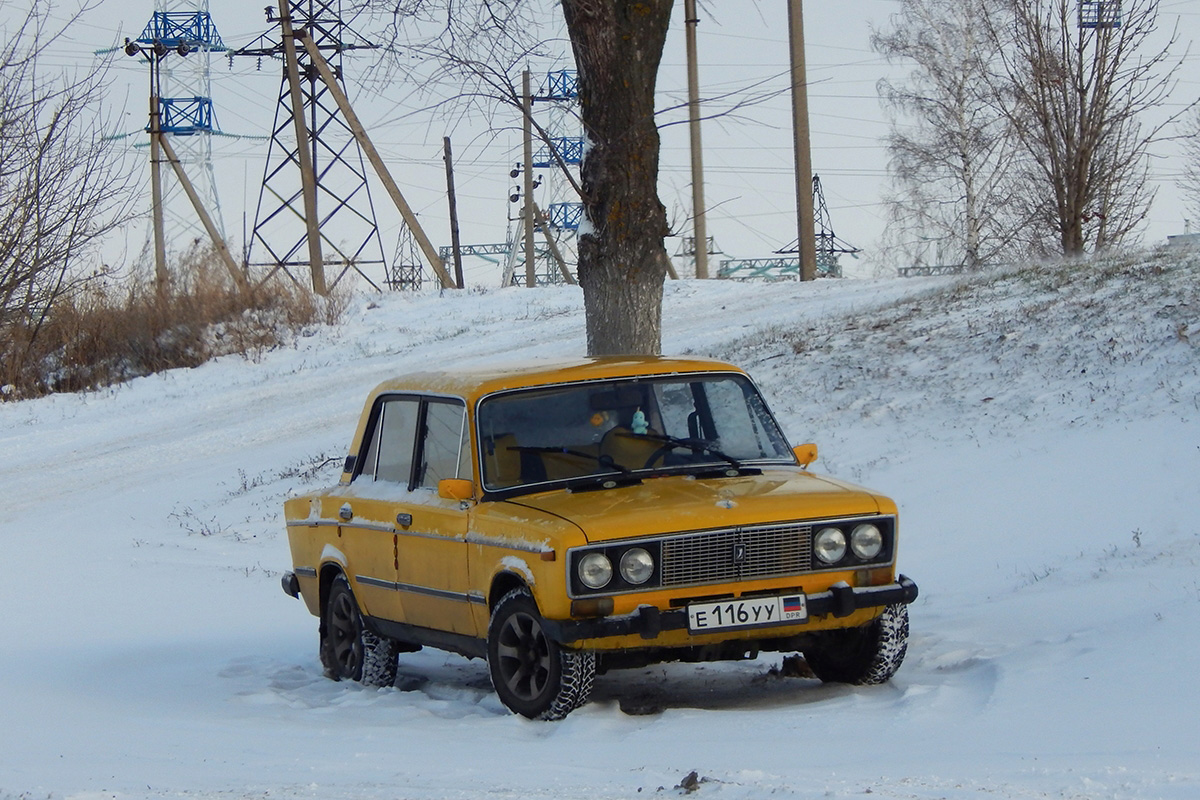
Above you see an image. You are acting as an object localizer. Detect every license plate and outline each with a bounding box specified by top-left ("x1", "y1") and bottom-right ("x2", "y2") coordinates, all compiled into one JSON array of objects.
[{"x1": 687, "y1": 593, "x2": 808, "y2": 632}]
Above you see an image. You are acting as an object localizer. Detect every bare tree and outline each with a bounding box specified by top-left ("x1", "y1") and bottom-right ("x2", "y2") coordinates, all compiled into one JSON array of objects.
[
  {"x1": 984, "y1": 0, "x2": 1189, "y2": 256},
  {"x1": 373, "y1": 0, "x2": 674, "y2": 355},
  {"x1": 873, "y1": 0, "x2": 1026, "y2": 270},
  {"x1": 0, "y1": 2, "x2": 136, "y2": 365}
]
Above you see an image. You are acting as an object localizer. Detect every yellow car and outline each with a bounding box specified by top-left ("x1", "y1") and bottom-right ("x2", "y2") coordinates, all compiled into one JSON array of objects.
[{"x1": 281, "y1": 356, "x2": 918, "y2": 719}]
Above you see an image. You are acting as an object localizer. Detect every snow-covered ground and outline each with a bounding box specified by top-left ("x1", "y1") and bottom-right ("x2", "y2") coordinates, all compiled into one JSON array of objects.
[{"x1": 2, "y1": 248, "x2": 1198, "y2": 799}]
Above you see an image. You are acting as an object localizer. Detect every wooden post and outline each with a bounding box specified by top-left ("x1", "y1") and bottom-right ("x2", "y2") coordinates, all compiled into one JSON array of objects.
[
  {"x1": 158, "y1": 135, "x2": 249, "y2": 292},
  {"x1": 684, "y1": 0, "x2": 708, "y2": 279},
  {"x1": 532, "y1": 203, "x2": 577, "y2": 285},
  {"x1": 788, "y1": 0, "x2": 817, "y2": 282},
  {"x1": 443, "y1": 137, "x2": 465, "y2": 289},
  {"x1": 278, "y1": 0, "x2": 326, "y2": 295},
  {"x1": 149, "y1": 63, "x2": 169, "y2": 300},
  {"x1": 522, "y1": 69, "x2": 536, "y2": 288},
  {"x1": 299, "y1": 34, "x2": 456, "y2": 289}
]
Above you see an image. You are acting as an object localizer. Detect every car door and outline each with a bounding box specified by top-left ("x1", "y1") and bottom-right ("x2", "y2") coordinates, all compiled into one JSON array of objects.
[
  {"x1": 348, "y1": 394, "x2": 475, "y2": 636},
  {"x1": 393, "y1": 397, "x2": 476, "y2": 635},
  {"x1": 339, "y1": 395, "x2": 420, "y2": 625}
]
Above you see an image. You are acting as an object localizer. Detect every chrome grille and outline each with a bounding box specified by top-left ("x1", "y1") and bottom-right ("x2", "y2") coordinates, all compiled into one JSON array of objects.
[{"x1": 659, "y1": 523, "x2": 812, "y2": 587}]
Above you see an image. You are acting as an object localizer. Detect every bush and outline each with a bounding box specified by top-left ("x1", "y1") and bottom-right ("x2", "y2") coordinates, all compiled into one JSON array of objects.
[{"x1": 0, "y1": 248, "x2": 347, "y2": 400}]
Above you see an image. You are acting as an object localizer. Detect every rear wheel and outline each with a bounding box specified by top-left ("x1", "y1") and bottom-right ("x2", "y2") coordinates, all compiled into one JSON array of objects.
[
  {"x1": 320, "y1": 575, "x2": 399, "y2": 687},
  {"x1": 487, "y1": 587, "x2": 595, "y2": 720},
  {"x1": 804, "y1": 603, "x2": 909, "y2": 685}
]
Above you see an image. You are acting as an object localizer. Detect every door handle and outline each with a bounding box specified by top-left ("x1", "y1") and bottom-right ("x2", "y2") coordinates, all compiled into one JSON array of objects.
[
  {"x1": 338, "y1": 503, "x2": 353, "y2": 521},
  {"x1": 396, "y1": 512, "x2": 413, "y2": 528}
]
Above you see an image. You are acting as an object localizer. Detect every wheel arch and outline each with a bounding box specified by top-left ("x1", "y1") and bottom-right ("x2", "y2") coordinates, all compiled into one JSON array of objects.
[
  {"x1": 488, "y1": 570, "x2": 531, "y2": 611},
  {"x1": 318, "y1": 562, "x2": 347, "y2": 618}
]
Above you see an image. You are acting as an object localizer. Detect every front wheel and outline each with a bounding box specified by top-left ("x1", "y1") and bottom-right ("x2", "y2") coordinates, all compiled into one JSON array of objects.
[
  {"x1": 487, "y1": 587, "x2": 595, "y2": 720},
  {"x1": 320, "y1": 574, "x2": 399, "y2": 687},
  {"x1": 804, "y1": 603, "x2": 910, "y2": 685}
]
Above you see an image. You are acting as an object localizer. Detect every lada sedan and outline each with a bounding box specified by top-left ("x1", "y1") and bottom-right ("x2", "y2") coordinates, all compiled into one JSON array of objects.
[{"x1": 281, "y1": 356, "x2": 918, "y2": 719}]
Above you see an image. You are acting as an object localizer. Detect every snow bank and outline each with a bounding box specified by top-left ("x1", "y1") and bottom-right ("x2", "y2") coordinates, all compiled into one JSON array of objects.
[{"x1": 1, "y1": 251, "x2": 1197, "y2": 799}]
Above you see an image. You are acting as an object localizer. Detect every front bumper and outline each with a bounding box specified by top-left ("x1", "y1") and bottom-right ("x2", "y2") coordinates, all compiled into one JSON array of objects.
[{"x1": 543, "y1": 574, "x2": 919, "y2": 644}]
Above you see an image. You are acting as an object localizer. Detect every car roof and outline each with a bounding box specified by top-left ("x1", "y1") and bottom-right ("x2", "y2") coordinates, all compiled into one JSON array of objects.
[{"x1": 366, "y1": 355, "x2": 747, "y2": 402}]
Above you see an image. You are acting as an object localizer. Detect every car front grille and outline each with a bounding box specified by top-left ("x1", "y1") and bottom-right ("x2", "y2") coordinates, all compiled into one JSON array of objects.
[{"x1": 659, "y1": 522, "x2": 813, "y2": 587}]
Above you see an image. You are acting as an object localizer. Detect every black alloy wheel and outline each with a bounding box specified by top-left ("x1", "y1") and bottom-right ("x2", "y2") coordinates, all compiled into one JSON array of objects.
[
  {"x1": 320, "y1": 574, "x2": 398, "y2": 687},
  {"x1": 487, "y1": 587, "x2": 595, "y2": 720}
]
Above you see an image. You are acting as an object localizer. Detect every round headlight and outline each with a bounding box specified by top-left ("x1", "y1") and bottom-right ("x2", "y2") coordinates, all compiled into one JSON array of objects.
[
  {"x1": 850, "y1": 523, "x2": 884, "y2": 560},
  {"x1": 619, "y1": 548, "x2": 654, "y2": 585},
  {"x1": 578, "y1": 552, "x2": 613, "y2": 589},
  {"x1": 814, "y1": 527, "x2": 847, "y2": 564}
]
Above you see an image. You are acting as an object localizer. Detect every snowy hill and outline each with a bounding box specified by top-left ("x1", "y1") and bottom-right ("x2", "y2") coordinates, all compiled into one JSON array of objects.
[{"x1": 1, "y1": 248, "x2": 1197, "y2": 799}]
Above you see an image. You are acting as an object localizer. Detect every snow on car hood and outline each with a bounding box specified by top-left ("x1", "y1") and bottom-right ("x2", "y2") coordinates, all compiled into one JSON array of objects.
[{"x1": 506, "y1": 467, "x2": 886, "y2": 544}]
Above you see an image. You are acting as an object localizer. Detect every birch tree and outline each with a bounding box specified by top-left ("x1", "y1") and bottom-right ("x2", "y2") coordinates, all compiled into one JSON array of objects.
[{"x1": 873, "y1": 0, "x2": 1024, "y2": 269}]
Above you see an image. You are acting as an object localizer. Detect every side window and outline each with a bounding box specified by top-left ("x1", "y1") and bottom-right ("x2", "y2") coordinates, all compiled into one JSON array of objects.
[
  {"x1": 418, "y1": 400, "x2": 467, "y2": 488},
  {"x1": 360, "y1": 398, "x2": 420, "y2": 484}
]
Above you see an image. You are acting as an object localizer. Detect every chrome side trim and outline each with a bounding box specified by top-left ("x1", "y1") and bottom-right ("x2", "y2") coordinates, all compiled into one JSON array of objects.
[
  {"x1": 340, "y1": 521, "x2": 396, "y2": 534},
  {"x1": 355, "y1": 575, "x2": 474, "y2": 604},
  {"x1": 293, "y1": 566, "x2": 317, "y2": 579},
  {"x1": 395, "y1": 528, "x2": 466, "y2": 543},
  {"x1": 464, "y1": 532, "x2": 552, "y2": 555},
  {"x1": 290, "y1": 518, "x2": 469, "y2": 541}
]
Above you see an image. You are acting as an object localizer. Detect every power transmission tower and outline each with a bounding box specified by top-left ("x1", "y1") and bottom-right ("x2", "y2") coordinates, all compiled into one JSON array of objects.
[
  {"x1": 234, "y1": 1, "x2": 388, "y2": 293},
  {"x1": 503, "y1": 69, "x2": 583, "y2": 288},
  {"x1": 129, "y1": 5, "x2": 227, "y2": 275},
  {"x1": 675, "y1": 236, "x2": 721, "y2": 279},
  {"x1": 719, "y1": 175, "x2": 856, "y2": 280},
  {"x1": 392, "y1": 227, "x2": 424, "y2": 292},
  {"x1": 126, "y1": 7, "x2": 244, "y2": 297}
]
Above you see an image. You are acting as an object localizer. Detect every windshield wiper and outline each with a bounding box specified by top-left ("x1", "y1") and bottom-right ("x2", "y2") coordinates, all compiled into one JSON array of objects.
[
  {"x1": 507, "y1": 445, "x2": 636, "y2": 478},
  {"x1": 615, "y1": 431, "x2": 746, "y2": 470}
]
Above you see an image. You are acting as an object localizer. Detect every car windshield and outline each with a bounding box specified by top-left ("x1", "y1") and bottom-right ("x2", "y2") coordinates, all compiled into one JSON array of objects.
[{"x1": 476, "y1": 372, "x2": 794, "y2": 492}]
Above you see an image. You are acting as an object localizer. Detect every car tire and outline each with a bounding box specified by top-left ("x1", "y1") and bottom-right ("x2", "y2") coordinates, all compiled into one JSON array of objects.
[
  {"x1": 487, "y1": 587, "x2": 595, "y2": 720},
  {"x1": 320, "y1": 574, "x2": 399, "y2": 688},
  {"x1": 803, "y1": 602, "x2": 909, "y2": 686}
]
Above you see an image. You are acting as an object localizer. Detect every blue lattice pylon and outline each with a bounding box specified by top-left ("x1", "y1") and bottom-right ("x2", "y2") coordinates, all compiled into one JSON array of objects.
[
  {"x1": 1078, "y1": 1, "x2": 1121, "y2": 28},
  {"x1": 157, "y1": 96, "x2": 215, "y2": 135},
  {"x1": 533, "y1": 136, "x2": 584, "y2": 168},
  {"x1": 137, "y1": 11, "x2": 226, "y2": 50},
  {"x1": 546, "y1": 202, "x2": 583, "y2": 231},
  {"x1": 539, "y1": 70, "x2": 578, "y2": 101}
]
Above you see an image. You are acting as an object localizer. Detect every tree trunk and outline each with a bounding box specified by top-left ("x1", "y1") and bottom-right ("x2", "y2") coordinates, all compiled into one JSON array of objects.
[{"x1": 562, "y1": 0, "x2": 673, "y2": 356}]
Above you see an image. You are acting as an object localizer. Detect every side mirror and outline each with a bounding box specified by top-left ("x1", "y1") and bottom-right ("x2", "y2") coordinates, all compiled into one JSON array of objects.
[
  {"x1": 438, "y1": 478, "x2": 475, "y2": 501},
  {"x1": 792, "y1": 443, "x2": 818, "y2": 469}
]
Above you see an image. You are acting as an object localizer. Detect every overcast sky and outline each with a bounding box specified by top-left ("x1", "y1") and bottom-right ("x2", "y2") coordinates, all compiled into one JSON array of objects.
[{"x1": 17, "y1": 0, "x2": 1200, "y2": 283}]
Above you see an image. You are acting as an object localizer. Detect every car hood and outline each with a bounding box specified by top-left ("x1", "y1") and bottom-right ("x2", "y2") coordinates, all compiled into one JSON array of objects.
[{"x1": 505, "y1": 468, "x2": 887, "y2": 544}]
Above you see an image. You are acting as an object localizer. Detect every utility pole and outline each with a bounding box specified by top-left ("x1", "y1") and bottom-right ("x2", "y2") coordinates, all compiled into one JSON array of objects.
[
  {"x1": 148, "y1": 66, "x2": 169, "y2": 299},
  {"x1": 522, "y1": 69, "x2": 536, "y2": 288},
  {"x1": 443, "y1": 137, "x2": 465, "y2": 289},
  {"x1": 277, "y1": 0, "x2": 326, "y2": 294},
  {"x1": 788, "y1": 0, "x2": 817, "y2": 282},
  {"x1": 684, "y1": 0, "x2": 708, "y2": 279}
]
